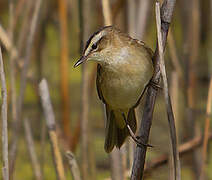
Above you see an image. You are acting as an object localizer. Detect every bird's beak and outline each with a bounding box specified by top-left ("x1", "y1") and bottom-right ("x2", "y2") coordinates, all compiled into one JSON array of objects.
[{"x1": 74, "y1": 55, "x2": 88, "y2": 68}]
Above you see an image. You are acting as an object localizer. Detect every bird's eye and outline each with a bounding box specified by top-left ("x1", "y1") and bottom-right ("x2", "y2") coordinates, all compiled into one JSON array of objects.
[{"x1": 92, "y1": 43, "x2": 97, "y2": 50}]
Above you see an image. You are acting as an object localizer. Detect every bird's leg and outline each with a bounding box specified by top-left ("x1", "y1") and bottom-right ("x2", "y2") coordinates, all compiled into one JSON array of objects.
[
  {"x1": 149, "y1": 80, "x2": 162, "y2": 90},
  {"x1": 122, "y1": 113, "x2": 153, "y2": 148}
]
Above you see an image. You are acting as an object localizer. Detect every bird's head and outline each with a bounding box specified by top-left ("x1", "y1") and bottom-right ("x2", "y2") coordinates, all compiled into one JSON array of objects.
[{"x1": 74, "y1": 26, "x2": 122, "y2": 67}]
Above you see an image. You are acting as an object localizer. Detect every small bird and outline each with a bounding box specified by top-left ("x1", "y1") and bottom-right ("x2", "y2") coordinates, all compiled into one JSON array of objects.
[{"x1": 74, "y1": 26, "x2": 154, "y2": 153}]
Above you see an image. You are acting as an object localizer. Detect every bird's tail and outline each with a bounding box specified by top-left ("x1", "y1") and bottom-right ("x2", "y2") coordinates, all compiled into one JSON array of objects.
[{"x1": 104, "y1": 107, "x2": 137, "y2": 153}]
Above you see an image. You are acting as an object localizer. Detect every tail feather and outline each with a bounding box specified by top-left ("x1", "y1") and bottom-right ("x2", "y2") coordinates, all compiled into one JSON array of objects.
[
  {"x1": 104, "y1": 107, "x2": 137, "y2": 153},
  {"x1": 116, "y1": 127, "x2": 129, "y2": 148},
  {"x1": 104, "y1": 110, "x2": 117, "y2": 153}
]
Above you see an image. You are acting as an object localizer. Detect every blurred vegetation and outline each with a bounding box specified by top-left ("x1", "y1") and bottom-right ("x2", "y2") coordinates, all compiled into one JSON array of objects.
[{"x1": 0, "y1": 0, "x2": 212, "y2": 179}]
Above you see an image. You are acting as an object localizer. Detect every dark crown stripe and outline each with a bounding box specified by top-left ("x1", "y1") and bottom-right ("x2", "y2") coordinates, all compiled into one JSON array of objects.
[{"x1": 83, "y1": 26, "x2": 112, "y2": 53}]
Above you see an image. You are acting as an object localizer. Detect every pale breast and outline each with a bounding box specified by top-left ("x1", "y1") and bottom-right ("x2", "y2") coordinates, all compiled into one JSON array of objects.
[{"x1": 100, "y1": 60, "x2": 153, "y2": 109}]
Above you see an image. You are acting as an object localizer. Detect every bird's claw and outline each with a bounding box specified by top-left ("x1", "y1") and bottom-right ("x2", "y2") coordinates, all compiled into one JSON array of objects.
[
  {"x1": 149, "y1": 80, "x2": 162, "y2": 90},
  {"x1": 136, "y1": 136, "x2": 153, "y2": 148},
  {"x1": 122, "y1": 113, "x2": 153, "y2": 148}
]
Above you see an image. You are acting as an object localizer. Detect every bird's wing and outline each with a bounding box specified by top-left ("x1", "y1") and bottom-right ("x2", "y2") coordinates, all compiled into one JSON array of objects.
[
  {"x1": 132, "y1": 39, "x2": 154, "y2": 108},
  {"x1": 96, "y1": 64, "x2": 117, "y2": 152},
  {"x1": 144, "y1": 45, "x2": 154, "y2": 59},
  {"x1": 96, "y1": 64, "x2": 106, "y2": 104},
  {"x1": 135, "y1": 39, "x2": 154, "y2": 58}
]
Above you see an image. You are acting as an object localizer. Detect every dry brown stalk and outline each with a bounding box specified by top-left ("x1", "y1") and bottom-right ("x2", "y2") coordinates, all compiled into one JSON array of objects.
[
  {"x1": 57, "y1": 0, "x2": 71, "y2": 144},
  {"x1": 200, "y1": 77, "x2": 212, "y2": 180},
  {"x1": 155, "y1": 2, "x2": 180, "y2": 179},
  {"x1": 39, "y1": 79, "x2": 65, "y2": 180},
  {"x1": 0, "y1": 46, "x2": 9, "y2": 180},
  {"x1": 127, "y1": 0, "x2": 136, "y2": 38},
  {"x1": 102, "y1": 0, "x2": 112, "y2": 25},
  {"x1": 66, "y1": 151, "x2": 82, "y2": 180},
  {"x1": 0, "y1": 24, "x2": 19, "y2": 60},
  {"x1": 0, "y1": 24, "x2": 25, "y2": 70}
]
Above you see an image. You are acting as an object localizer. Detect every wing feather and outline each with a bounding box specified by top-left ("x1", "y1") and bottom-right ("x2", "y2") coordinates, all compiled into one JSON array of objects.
[{"x1": 96, "y1": 64, "x2": 106, "y2": 104}]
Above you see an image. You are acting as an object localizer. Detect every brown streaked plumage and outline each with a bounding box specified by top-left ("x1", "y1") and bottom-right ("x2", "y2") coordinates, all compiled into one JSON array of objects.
[{"x1": 74, "y1": 26, "x2": 154, "y2": 153}]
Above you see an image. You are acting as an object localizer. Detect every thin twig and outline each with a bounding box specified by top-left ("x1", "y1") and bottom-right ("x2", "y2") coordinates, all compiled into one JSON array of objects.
[
  {"x1": 155, "y1": 2, "x2": 180, "y2": 180},
  {"x1": 131, "y1": 0, "x2": 177, "y2": 179},
  {"x1": 66, "y1": 151, "x2": 81, "y2": 180},
  {"x1": 0, "y1": 24, "x2": 24, "y2": 70},
  {"x1": 200, "y1": 77, "x2": 212, "y2": 180},
  {"x1": 24, "y1": 118, "x2": 43, "y2": 180},
  {"x1": 0, "y1": 46, "x2": 9, "y2": 180},
  {"x1": 39, "y1": 79, "x2": 65, "y2": 180},
  {"x1": 0, "y1": 24, "x2": 19, "y2": 61}
]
